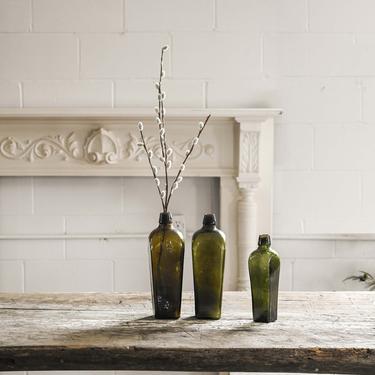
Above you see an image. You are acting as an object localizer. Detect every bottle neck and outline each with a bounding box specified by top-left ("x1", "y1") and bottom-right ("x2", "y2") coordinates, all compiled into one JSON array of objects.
[
  {"x1": 259, "y1": 244, "x2": 269, "y2": 251},
  {"x1": 202, "y1": 223, "x2": 216, "y2": 231},
  {"x1": 159, "y1": 212, "x2": 173, "y2": 226},
  {"x1": 159, "y1": 222, "x2": 173, "y2": 229}
]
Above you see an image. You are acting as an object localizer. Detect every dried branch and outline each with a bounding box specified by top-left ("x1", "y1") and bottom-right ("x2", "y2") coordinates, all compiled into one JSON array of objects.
[
  {"x1": 136, "y1": 46, "x2": 211, "y2": 213},
  {"x1": 137, "y1": 122, "x2": 166, "y2": 211},
  {"x1": 155, "y1": 46, "x2": 169, "y2": 210},
  {"x1": 166, "y1": 114, "x2": 211, "y2": 208}
]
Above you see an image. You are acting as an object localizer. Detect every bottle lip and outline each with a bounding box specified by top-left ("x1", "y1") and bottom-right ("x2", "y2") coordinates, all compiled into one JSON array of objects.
[
  {"x1": 258, "y1": 234, "x2": 271, "y2": 246},
  {"x1": 203, "y1": 213, "x2": 216, "y2": 226},
  {"x1": 159, "y1": 212, "x2": 173, "y2": 224}
]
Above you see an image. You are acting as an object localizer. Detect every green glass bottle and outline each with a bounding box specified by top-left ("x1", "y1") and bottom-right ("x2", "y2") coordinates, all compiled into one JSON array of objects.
[
  {"x1": 248, "y1": 234, "x2": 280, "y2": 323},
  {"x1": 149, "y1": 212, "x2": 185, "y2": 319},
  {"x1": 192, "y1": 214, "x2": 226, "y2": 319}
]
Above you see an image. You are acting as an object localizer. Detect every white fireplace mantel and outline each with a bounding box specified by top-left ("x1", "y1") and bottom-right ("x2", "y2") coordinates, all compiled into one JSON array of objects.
[{"x1": 0, "y1": 107, "x2": 282, "y2": 290}]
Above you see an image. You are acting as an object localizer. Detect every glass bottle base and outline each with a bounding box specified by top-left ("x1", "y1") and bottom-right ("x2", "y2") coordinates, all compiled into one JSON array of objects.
[
  {"x1": 195, "y1": 308, "x2": 221, "y2": 320},
  {"x1": 253, "y1": 311, "x2": 277, "y2": 323}
]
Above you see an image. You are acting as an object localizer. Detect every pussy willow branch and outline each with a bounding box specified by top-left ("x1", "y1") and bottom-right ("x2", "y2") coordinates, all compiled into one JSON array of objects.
[
  {"x1": 138, "y1": 46, "x2": 211, "y2": 213},
  {"x1": 138, "y1": 128, "x2": 166, "y2": 211},
  {"x1": 166, "y1": 114, "x2": 211, "y2": 208},
  {"x1": 155, "y1": 47, "x2": 169, "y2": 210}
]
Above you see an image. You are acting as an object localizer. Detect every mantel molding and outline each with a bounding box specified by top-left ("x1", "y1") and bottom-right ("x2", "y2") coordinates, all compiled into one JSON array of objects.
[
  {"x1": 0, "y1": 107, "x2": 282, "y2": 119},
  {"x1": 0, "y1": 107, "x2": 281, "y2": 177},
  {"x1": 0, "y1": 107, "x2": 282, "y2": 291}
]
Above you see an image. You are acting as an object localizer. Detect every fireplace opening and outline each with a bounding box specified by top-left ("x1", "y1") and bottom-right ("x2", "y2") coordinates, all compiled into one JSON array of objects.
[{"x1": 0, "y1": 176, "x2": 220, "y2": 293}]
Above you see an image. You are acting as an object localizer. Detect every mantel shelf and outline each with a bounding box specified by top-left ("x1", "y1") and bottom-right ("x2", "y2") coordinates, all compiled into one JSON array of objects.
[{"x1": 0, "y1": 107, "x2": 282, "y2": 119}]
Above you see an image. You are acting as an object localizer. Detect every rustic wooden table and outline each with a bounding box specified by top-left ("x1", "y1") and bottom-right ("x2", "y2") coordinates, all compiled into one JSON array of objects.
[{"x1": 0, "y1": 291, "x2": 374, "y2": 374}]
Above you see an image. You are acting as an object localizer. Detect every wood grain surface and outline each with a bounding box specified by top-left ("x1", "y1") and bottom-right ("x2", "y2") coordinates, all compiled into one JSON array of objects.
[{"x1": 0, "y1": 291, "x2": 374, "y2": 374}]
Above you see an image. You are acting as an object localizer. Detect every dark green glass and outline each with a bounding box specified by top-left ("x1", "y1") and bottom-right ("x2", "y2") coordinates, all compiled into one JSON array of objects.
[
  {"x1": 192, "y1": 214, "x2": 225, "y2": 319},
  {"x1": 149, "y1": 212, "x2": 184, "y2": 319},
  {"x1": 248, "y1": 234, "x2": 280, "y2": 323}
]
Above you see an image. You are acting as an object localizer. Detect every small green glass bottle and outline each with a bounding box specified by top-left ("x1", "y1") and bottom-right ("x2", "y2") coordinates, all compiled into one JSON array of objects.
[
  {"x1": 248, "y1": 234, "x2": 280, "y2": 323},
  {"x1": 149, "y1": 212, "x2": 185, "y2": 319},
  {"x1": 192, "y1": 214, "x2": 226, "y2": 319}
]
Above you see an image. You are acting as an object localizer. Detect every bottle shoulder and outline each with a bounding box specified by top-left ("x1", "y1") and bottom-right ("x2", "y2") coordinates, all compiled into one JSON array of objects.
[
  {"x1": 269, "y1": 247, "x2": 280, "y2": 258},
  {"x1": 192, "y1": 227, "x2": 226, "y2": 242},
  {"x1": 249, "y1": 247, "x2": 280, "y2": 261},
  {"x1": 149, "y1": 225, "x2": 184, "y2": 242}
]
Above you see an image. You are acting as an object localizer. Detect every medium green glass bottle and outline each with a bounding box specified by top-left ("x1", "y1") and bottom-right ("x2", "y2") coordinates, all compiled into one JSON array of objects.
[
  {"x1": 149, "y1": 212, "x2": 185, "y2": 319},
  {"x1": 248, "y1": 234, "x2": 280, "y2": 323},
  {"x1": 192, "y1": 214, "x2": 226, "y2": 319}
]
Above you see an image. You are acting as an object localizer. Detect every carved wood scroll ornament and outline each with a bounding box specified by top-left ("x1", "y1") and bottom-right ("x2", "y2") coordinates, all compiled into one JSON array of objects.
[{"x1": 0, "y1": 128, "x2": 214, "y2": 165}]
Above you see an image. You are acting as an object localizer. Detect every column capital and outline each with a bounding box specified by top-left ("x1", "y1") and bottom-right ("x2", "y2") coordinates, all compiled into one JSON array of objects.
[{"x1": 237, "y1": 176, "x2": 260, "y2": 192}]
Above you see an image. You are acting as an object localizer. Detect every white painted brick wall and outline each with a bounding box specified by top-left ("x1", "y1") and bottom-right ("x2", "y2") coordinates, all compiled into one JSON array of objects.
[
  {"x1": 23, "y1": 80, "x2": 113, "y2": 107},
  {"x1": 33, "y1": 0, "x2": 124, "y2": 32},
  {"x1": 172, "y1": 32, "x2": 261, "y2": 79},
  {"x1": 33, "y1": 177, "x2": 124, "y2": 215},
  {"x1": 115, "y1": 79, "x2": 204, "y2": 107},
  {"x1": 309, "y1": 0, "x2": 375, "y2": 32},
  {"x1": 274, "y1": 239, "x2": 375, "y2": 291},
  {"x1": 125, "y1": 0, "x2": 214, "y2": 31},
  {"x1": 0, "y1": 34, "x2": 78, "y2": 79},
  {"x1": 25, "y1": 260, "x2": 114, "y2": 292},
  {"x1": 263, "y1": 33, "x2": 361, "y2": 77},
  {"x1": 0, "y1": 0, "x2": 374, "y2": 352},
  {"x1": 207, "y1": 77, "x2": 361, "y2": 122},
  {"x1": 0, "y1": 261, "x2": 24, "y2": 292},
  {"x1": 80, "y1": 34, "x2": 171, "y2": 79},
  {"x1": 216, "y1": 0, "x2": 307, "y2": 32},
  {"x1": 274, "y1": 171, "x2": 361, "y2": 224},
  {"x1": 0, "y1": 240, "x2": 65, "y2": 260},
  {"x1": 0, "y1": 215, "x2": 65, "y2": 235},
  {"x1": 0, "y1": 81, "x2": 20, "y2": 107},
  {"x1": 274, "y1": 124, "x2": 313, "y2": 170},
  {"x1": 0, "y1": 177, "x2": 32, "y2": 214},
  {"x1": 0, "y1": 0, "x2": 30, "y2": 32}
]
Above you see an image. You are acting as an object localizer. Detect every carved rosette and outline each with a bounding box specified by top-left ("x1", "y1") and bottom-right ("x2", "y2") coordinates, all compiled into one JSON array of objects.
[{"x1": 84, "y1": 128, "x2": 121, "y2": 164}]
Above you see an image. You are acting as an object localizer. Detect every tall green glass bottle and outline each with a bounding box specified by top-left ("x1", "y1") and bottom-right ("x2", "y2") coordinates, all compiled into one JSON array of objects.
[
  {"x1": 248, "y1": 234, "x2": 280, "y2": 323},
  {"x1": 192, "y1": 214, "x2": 225, "y2": 319},
  {"x1": 149, "y1": 212, "x2": 185, "y2": 319}
]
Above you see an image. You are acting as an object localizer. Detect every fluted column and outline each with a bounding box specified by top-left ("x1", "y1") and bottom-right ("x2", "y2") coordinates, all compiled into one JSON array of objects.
[
  {"x1": 236, "y1": 118, "x2": 273, "y2": 290},
  {"x1": 236, "y1": 180, "x2": 259, "y2": 290}
]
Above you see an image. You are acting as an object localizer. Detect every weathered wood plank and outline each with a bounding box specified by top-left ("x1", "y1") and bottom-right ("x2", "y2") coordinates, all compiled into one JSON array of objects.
[{"x1": 0, "y1": 291, "x2": 374, "y2": 374}]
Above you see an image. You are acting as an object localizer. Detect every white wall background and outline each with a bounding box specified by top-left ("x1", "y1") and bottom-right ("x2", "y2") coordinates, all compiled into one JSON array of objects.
[
  {"x1": 1, "y1": 0, "x2": 375, "y2": 288},
  {"x1": 0, "y1": 0, "x2": 374, "y2": 294}
]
